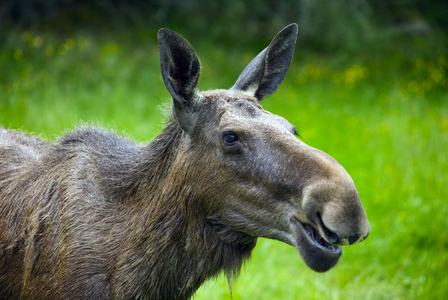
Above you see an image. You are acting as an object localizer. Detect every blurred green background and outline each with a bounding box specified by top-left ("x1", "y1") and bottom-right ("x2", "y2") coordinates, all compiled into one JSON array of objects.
[{"x1": 1, "y1": 0, "x2": 447, "y2": 299}]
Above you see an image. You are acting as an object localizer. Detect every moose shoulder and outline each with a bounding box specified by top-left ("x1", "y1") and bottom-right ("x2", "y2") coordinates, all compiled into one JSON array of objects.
[{"x1": 0, "y1": 24, "x2": 370, "y2": 299}]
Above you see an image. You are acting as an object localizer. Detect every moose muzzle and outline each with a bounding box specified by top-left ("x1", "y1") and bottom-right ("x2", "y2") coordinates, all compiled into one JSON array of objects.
[{"x1": 290, "y1": 145, "x2": 370, "y2": 272}]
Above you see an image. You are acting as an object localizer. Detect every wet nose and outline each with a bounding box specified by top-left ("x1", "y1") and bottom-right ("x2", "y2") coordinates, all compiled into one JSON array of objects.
[
  {"x1": 348, "y1": 233, "x2": 361, "y2": 245},
  {"x1": 322, "y1": 220, "x2": 370, "y2": 246},
  {"x1": 345, "y1": 231, "x2": 369, "y2": 245}
]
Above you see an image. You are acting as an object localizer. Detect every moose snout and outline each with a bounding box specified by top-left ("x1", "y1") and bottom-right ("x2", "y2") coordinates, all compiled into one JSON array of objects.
[
  {"x1": 319, "y1": 213, "x2": 370, "y2": 246},
  {"x1": 326, "y1": 223, "x2": 370, "y2": 246},
  {"x1": 302, "y1": 179, "x2": 370, "y2": 247}
]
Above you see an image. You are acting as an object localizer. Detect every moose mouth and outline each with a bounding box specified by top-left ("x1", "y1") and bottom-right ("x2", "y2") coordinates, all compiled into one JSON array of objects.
[{"x1": 291, "y1": 217, "x2": 342, "y2": 272}]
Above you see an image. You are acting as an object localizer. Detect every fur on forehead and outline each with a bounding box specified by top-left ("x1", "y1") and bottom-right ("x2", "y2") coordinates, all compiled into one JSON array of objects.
[
  {"x1": 201, "y1": 89, "x2": 266, "y2": 121},
  {"x1": 199, "y1": 89, "x2": 295, "y2": 137},
  {"x1": 202, "y1": 89, "x2": 260, "y2": 105}
]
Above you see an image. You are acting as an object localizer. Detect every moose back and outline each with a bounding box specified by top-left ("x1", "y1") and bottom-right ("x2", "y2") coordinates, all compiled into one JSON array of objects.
[{"x1": 0, "y1": 24, "x2": 370, "y2": 299}]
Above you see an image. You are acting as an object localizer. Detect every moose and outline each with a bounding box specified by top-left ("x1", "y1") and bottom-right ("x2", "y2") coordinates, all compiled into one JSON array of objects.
[{"x1": 0, "y1": 24, "x2": 369, "y2": 299}]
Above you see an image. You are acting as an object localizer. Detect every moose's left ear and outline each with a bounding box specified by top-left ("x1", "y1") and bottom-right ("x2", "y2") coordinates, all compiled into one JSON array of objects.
[
  {"x1": 158, "y1": 28, "x2": 202, "y2": 135},
  {"x1": 231, "y1": 23, "x2": 298, "y2": 101}
]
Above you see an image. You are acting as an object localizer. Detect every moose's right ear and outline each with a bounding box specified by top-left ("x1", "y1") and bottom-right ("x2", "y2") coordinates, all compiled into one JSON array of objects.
[
  {"x1": 158, "y1": 29, "x2": 202, "y2": 135},
  {"x1": 231, "y1": 23, "x2": 298, "y2": 101}
]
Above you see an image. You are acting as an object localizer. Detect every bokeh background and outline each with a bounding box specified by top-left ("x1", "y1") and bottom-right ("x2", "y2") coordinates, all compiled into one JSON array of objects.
[{"x1": 1, "y1": 0, "x2": 447, "y2": 299}]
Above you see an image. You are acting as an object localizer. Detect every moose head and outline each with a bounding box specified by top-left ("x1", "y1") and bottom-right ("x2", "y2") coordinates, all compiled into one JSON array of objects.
[{"x1": 158, "y1": 23, "x2": 370, "y2": 273}]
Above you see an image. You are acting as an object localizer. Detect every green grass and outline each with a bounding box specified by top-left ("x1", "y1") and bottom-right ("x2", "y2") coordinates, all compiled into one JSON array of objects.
[{"x1": 1, "y1": 29, "x2": 448, "y2": 299}]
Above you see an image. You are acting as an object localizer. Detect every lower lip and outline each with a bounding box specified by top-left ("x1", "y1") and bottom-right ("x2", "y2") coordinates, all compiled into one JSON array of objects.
[{"x1": 292, "y1": 217, "x2": 342, "y2": 255}]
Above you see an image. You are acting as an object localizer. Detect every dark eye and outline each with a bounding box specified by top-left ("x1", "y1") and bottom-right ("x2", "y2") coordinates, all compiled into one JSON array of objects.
[{"x1": 222, "y1": 131, "x2": 239, "y2": 145}]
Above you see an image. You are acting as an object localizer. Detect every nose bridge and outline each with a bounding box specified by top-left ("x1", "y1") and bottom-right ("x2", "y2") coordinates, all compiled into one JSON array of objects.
[
  {"x1": 290, "y1": 141, "x2": 353, "y2": 188},
  {"x1": 299, "y1": 144, "x2": 370, "y2": 246}
]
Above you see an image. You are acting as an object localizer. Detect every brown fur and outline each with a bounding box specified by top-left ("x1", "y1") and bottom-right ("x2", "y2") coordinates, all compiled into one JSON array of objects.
[
  {"x1": 0, "y1": 122, "x2": 255, "y2": 299},
  {"x1": 0, "y1": 24, "x2": 369, "y2": 299}
]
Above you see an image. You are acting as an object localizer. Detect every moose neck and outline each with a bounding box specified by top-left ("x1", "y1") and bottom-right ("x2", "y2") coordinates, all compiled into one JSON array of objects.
[{"x1": 115, "y1": 120, "x2": 257, "y2": 299}]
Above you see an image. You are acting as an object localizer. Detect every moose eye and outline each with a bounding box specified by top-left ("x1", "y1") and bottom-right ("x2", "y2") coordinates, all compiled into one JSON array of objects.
[{"x1": 222, "y1": 131, "x2": 239, "y2": 145}]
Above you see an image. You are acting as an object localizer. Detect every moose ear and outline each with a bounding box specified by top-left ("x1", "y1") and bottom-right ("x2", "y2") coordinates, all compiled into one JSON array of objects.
[
  {"x1": 231, "y1": 23, "x2": 298, "y2": 101},
  {"x1": 158, "y1": 29, "x2": 202, "y2": 135}
]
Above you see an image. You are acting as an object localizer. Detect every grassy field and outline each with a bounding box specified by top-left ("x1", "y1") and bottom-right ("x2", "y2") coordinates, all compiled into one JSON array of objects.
[{"x1": 1, "y1": 29, "x2": 448, "y2": 299}]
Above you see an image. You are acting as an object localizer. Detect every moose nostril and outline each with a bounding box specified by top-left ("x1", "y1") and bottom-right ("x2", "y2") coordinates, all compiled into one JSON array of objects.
[{"x1": 348, "y1": 233, "x2": 361, "y2": 245}]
